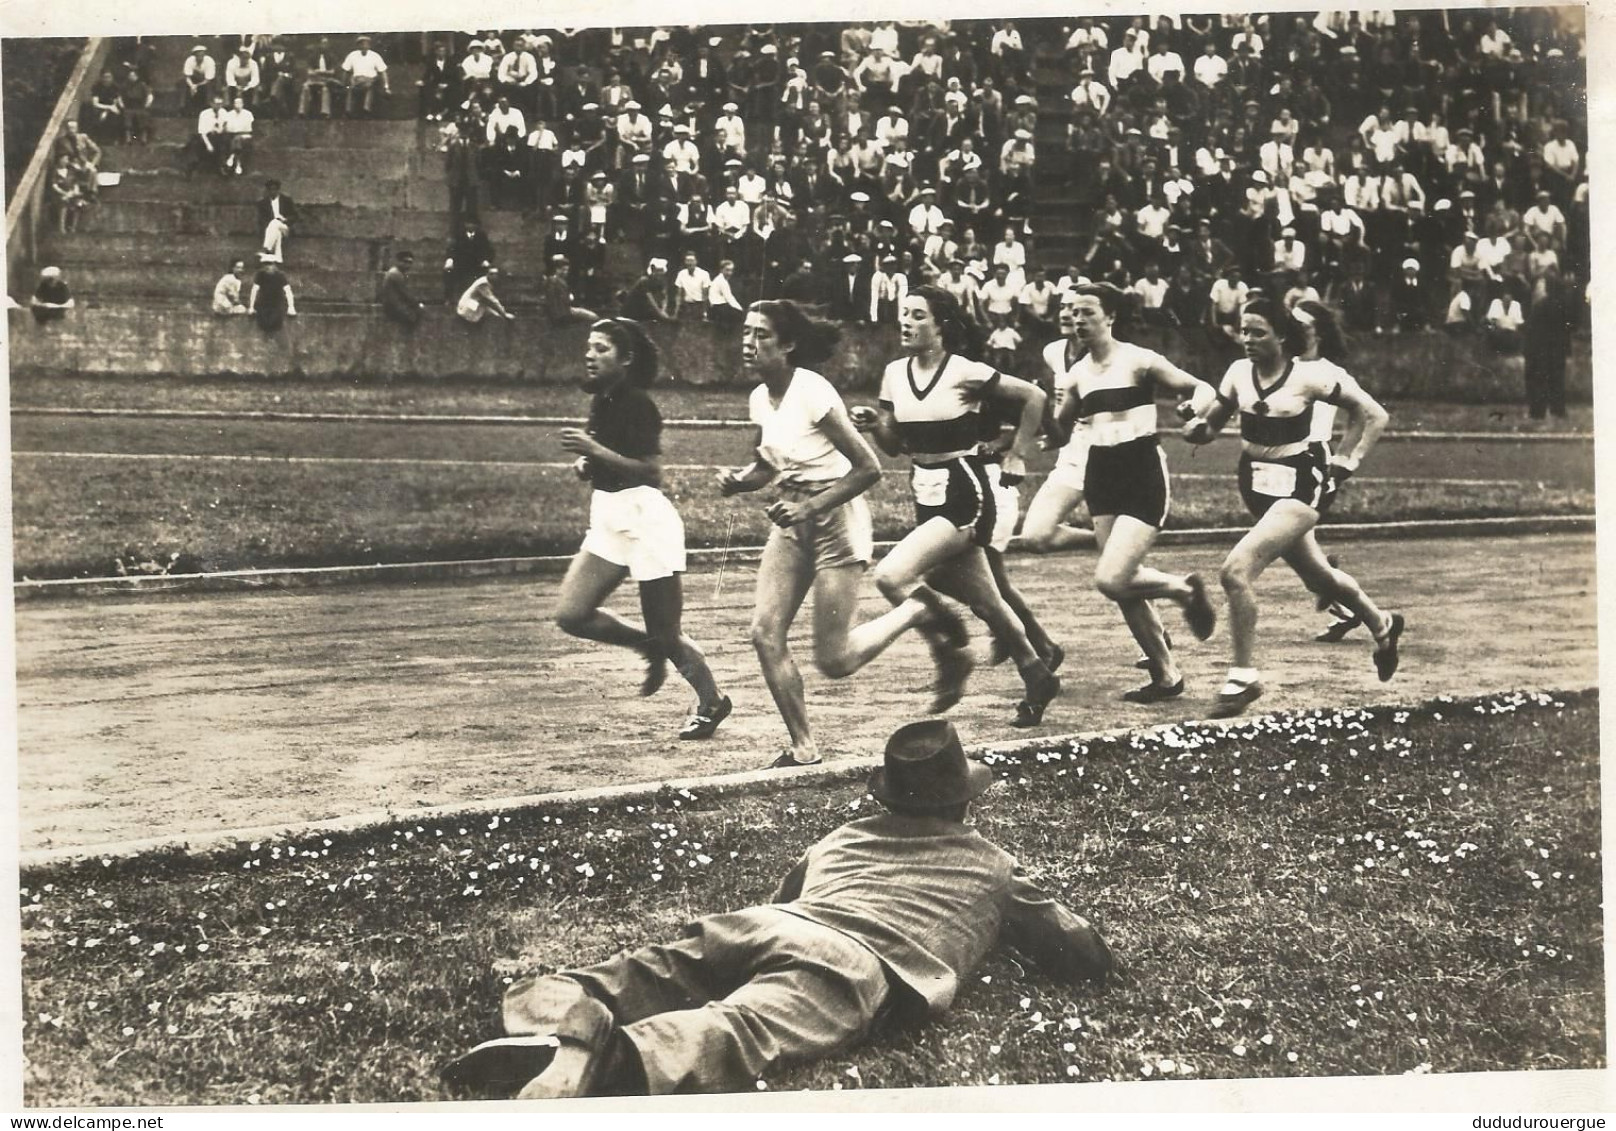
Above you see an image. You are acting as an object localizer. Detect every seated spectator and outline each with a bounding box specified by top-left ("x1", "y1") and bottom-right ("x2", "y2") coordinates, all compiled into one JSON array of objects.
[
  {"x1": 191, "y1": 94, "x2": 231, "y2": 175},
  {"x1": 1392, "y1": 257, "x2": 1427, "y2": 333},
  {"x1": 1018, "y1": 265, "x2": 1058, "y2": 338},
  {"x1": 30, "y1": 266, "x2": 74, "y2": 324},
  {"x1": 211, "y1": 258, "x2": 248, "y2": 315},
  {"x1": 706, "y1": 259, "x2": 745, "y2": 325},
  {"x1": 419, "y1": 42, "x2": 459, "y2": 122},
  {"x1": 258, "y1": 39, "x2": 297, "y2": 120},
  {"x1": 342, "y1": 35, "x2": 390, "y2": 117},
  {"x1": 623, "y1": 257, "x2": 672, "y2": 322},
  {"x1": 1523, "y1": 190, "x2": 1567, "y2": 251},
  {"x1": 1444, "y1": 284, "x2": 1476, "y2": 334},
  {"x1": 84, "y1": 69, "x2": 123, "y2": 145},
  {"x1": 247, "y1": 255, "x2": 297, "y2": 332},
  {"x1": 381, "y1": 251, "x2": 424, "y2": 329},
  {"x1": 540, "y1": 256, "x2": 597, "y2": 325},
  {"x1": 1485, "y1": 279, "x2": 1525, "y2": 354},
  {"x1": 222, "y1": 95, "x2": 254, "y2": 176},
  {"x1": 55, "y1": 120, "x2": 101, "y2": 201},
  {"x1": 181, "y1": 44, "x2": 217, "y2": 112},
  {"x1": 1133, "y1": 262, "x2": 1170, "y2": 325},
  {"x1": 456, "y1": 263, "x2": 515, "y2": 325},
  {"x1": 979, "y1": 261, "x2": 1018, "y2": 326},
  {"x1": 47, "y1": 152, "x2": 90, "y2": 233},
  {"x1": 446, "y1": 217, "x2": 495, "y2": 301},
  {"x1": 224, "y1": 45, "x2": 260, "y2": 108},
  {"x1": 299, "y1": 38, "x2": 342, "y2": 118},
  {"x1": 118, "y1": 62, "x2": 154, "y2": 143},
  {"x1": 1206, "y1": 264, "x2": 1248, "y2": 352},
  {"x1": 257, "y1": 179, "x2": 297, "y2": 264}
]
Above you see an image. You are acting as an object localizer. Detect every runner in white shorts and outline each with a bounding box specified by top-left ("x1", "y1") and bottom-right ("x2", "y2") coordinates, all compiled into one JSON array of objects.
[
  {"x1": 718, "y1": 300, "x2": 948, "y2": 769},
  {"x1": 556, "y1": 317, "x2": 731, "y2": 741}
]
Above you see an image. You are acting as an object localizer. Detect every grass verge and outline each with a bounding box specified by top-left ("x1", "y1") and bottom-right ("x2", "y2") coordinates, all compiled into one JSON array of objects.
[
  {"x1": 11, "y1": 459, "x2": 1595, "y2": 580},
  {"x1": 18, "y1": 689, "x2": 1602, "y2": 1104},
  {"x1": 8, "y1": 372, "x2": 1594, "y2": 434}
]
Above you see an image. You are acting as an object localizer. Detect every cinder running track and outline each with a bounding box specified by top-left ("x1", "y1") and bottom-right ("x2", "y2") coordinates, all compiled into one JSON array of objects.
[{"x1": 14, "y1": 532, "x2": 1596, "y2": 853}]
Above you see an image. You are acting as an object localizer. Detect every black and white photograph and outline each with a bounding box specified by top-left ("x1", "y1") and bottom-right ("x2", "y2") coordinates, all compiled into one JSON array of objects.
[{"x1": 1, "y1": 0, "x2": 1606, "y2": 1114}]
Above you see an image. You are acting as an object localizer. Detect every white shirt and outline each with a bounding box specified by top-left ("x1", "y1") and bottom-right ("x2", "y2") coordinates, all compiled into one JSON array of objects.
[
  {"x1": 1146, "y1": 50, "x2": 1184, "y2": 83},
  {"x1": 1132, "y1": 276, "x2": 1168, "y2": 308},
  {"x1": 663, "y1": 138, "x2": 700, "y2": 174},
  {"x1": 225, "y1": 57, "x2": 260, "y2": 90},
  {"x1": 497, "y1": 51, "x2": 537, "y2": 86},
  {"x1": 1135, "y1": 203, "x2": 1170, "y2": 239},
  {"x1": 908, "y1": 203, "x2": 946, "y2": 236},
  {"x1": 342, "y1": 49, "x2": 387, "y2": 80},
  {"x1": 980, "y1": 276, "x2": 1018, "y2": 314},
  {"x1": 197, "y1": 107, "x2": 228, "y2": 136},
  {"x1": 486, "y1": 105, "x2": 525, "y2": 142},
  {"x1": 707, "y1": 272, "x2": 743, "y2": 310},
  {"x1": 222, "y1": 107, "x2": 254, "y2": 135},
  {"x1": 1108, "y1": 45, "x2": 1144, "y2": 87},
  {"x1": 714, "y1": 199, "x2": 751, "y2": 236},
  {"x1": 1193, "y1": 52, "x2": 1227, "y2": 87},
  {"x1": 737, "y1": 173, "x2": 767, "y2": 205},
  {"x1": 1543, "y1": 138, "x2": 1579, "y2": 177},
  {"x1": 1069, "y1": 79, "x2": 1111, "y2": 115},
  {"x1": 1486, "y1": 298, "x2": 1524, "y2": 331},
  {"x1": 212, "y1": 272, "x2": 244, "y2": 314},
  {"x1": 749, "y1": 368, "x2": 853, "y2": 484},
  {"x1": 673, "y1": 266, "x2": 711, "y2": 304},
  {"x1": 462, "y1": 52, "x2": 494, "y2": 82},
  {"x1": 1273, "y1": 239, "x2": 1306, "y2": 273},
  {"x1": 715, "y1": 113, "x2": 746, "y2": 153}
]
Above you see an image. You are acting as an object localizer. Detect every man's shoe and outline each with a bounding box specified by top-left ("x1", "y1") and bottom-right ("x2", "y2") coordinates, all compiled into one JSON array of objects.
[
  {"x1": 1122, "y1": 677, "x2": 1185, "y2": 704},
  {"x1": 765, "y1": 749, "x2": 823, "y2": 769},
  {"x1": 515, "y1": 995, "x2": 616, "y2": 1100},
  {"x1": 913, "y1": 588, "x2": 969, "y2": 649},
  {"x1": 1210, "y1": 678, "x2": 1263, "y2": 719},
  {"x1": 679, "y1": 695, "x2": 732, "y2": 740},
  {"x1": 1182, "y1": 574, "x2": 1217, "y2": 641},
  {"x1": 1373, "y1": 613, "x2": 1405, "y2": 682},
  {"x1": 1012, "y1": 668, "x2": 1061, "y2": 728},
  {"x1": 637, "y1": 644, "x2": 667, "y2": 697},
  {"x1": 440, "y1": 1035, "x2": 559, "y2": 1099},
  {"x1": 1314, "y1": 611, "x2": 1363, "y2": 643},
  {"x1": 930, "y1": 645, "x2": 975, "y2": 714}
]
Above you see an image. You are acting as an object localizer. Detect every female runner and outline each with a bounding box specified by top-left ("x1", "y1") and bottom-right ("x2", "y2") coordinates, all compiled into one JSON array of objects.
[
  {"x1": 1181, "y1": 297, "x2": 1404, "y2": 717},
  {"x1": 718, "y1": 300, "x2": 950, "y2": 768},
  {"x1": 1052, "y1": 282, "x2": 1219, "y2": 703},
  {"x1": 850, "y1": 285, "x2": 1061, "y2": 727},
  {"x1": 554, "y1": 317, "x2": 731, "y2": 740}
]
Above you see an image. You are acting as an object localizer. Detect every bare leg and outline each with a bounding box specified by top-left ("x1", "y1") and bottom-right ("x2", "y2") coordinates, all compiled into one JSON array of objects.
[
  {"x1": 639, "y1": 574, "x2": 720, "y2": 707},
  {"x1": 1283, "y1": 531, "x2": 1392, "y2": 638},
  {"x1": 554, "y1": 551, "x2": 645, "y2": 648},
  {"x1": 1220, "y1": 501, "x2": 1318, "y2": 671},
  {"x1": 929, "y1": 550, "x2": 1047, "y2": 682},
  {"x1": 1015, "y1": 476, "x2": 1091, "y2": 554},
  {"x1": 748, "y1": 534, "x2": 817, "y2": 755},
  {"x1": 1093, "y1": 515, "x2": 1180, "y2": 685}
]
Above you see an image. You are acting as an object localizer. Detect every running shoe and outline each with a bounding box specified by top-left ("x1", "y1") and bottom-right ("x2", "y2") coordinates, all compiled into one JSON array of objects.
[
  {"x1": 765, "y1": 750, "x2": 824, "y2": 769},
  {"x1": 930, "y1": 645, "x2": 975, "y2": 714},
  {"x1": 914, "y1": 588, "x2": 970, "y2": 649},
  {"x1": 1182, "y1": 574, "x2": 1217, "y2": 641},
  {"x1": 1122, "y1": 678, "x2": 1185, "y2": 704},
  {"x1": 1012, "y1": 668, "x2": 1062, "y2": 728},
  {"x1": 637, "y1": 644, "x2": 667, "y2": 697},
  {"x1": 679, "y1": 695, "x2": 732, "y2": 740},
  {"x1": 1314, "y1": 609, "x2": 1363, "y2": 643},
  {"x1": 1210, "y1": 678, "x2": 1263, "y2": 719},
  {"x1": 1373, "y1": 613, "x2": 1405, "y2": 682}
]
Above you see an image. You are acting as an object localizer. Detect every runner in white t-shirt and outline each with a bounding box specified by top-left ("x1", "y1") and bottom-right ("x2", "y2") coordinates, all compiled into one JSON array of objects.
[{"x1": 718, "y1": 301, "x2": 938, "y2": 768}]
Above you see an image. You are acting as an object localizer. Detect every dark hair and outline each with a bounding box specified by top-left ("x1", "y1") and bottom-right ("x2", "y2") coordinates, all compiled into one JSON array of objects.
[
  {"x1": 1239, "y1": 298, "x2": 1309, "y2": 357},
  {"x1": 908, "y1": 284, "x2": 982, "y2": 359},
  {"x1": 749, "y1": 300, "x2": 842, "y2": 370},
  {"x1": 588, "y1": 317, "x2": 661, "y2": 387},
  {"x1": 1293, "y1": 299, "x2": 1349, "y2": 362},
  {"x1": 1071, "y1": 281, "x2": 1128, "y2": 318}
]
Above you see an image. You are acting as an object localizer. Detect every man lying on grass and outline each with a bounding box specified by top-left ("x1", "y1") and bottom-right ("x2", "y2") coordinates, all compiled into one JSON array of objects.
[{"x1": 441, "y1": 718, "x2": 1115, "y2": 1098}]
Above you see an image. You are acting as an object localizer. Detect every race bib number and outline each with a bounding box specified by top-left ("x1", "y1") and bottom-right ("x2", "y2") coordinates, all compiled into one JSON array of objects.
[
  {"x1": 912, "y1": 465, "x2": 951, "y2": 508},
  {"x1": 1250, "y1": 460, "x2": 1298, "y2": 498}
]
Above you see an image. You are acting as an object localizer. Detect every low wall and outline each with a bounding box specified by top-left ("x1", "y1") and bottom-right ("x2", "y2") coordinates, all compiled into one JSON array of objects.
[{"x1": 9, "y1": 306, "x2": 1591, "y2": 404}]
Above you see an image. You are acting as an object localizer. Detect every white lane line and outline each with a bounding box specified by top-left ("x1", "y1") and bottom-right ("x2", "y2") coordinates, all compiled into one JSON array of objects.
[{"x1": 9, "y1": 450, "x2": 1535, "y2": 487}]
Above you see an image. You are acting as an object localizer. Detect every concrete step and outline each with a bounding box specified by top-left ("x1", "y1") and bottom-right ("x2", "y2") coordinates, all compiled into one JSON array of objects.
[
  {"x1": 110, "y1": 143, "x2": 422, "y2": 181},
  {"x1": 101, "y1": 169, "x2": 449, "y2": 209},
  {"x1": 64, "y1": 262, "x2": 557, "y2": 305},
  {"x1": 75, "y1": 199, "x2": 547, "y2": 243},
  {"x1": 142, "y1": 116, "x2": 431, "y2": 149},
  {"x1": 40, "y1": 230, "x2": 555, "y2": 272}
]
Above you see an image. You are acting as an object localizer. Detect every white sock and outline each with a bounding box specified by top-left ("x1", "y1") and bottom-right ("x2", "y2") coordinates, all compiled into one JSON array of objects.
[{"x1": 1222, "y1": 667, "x2": 1259, "y2": 693}]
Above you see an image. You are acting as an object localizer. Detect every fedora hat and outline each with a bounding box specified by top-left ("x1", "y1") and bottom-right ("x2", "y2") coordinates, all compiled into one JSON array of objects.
[{"x1": 868, "y1": 720, "x2": 991, "y2": 809}]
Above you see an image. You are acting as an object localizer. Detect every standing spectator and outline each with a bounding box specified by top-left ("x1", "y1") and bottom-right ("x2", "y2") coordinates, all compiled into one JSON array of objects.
[
  {"x1": 30, "y1": 266, "x2": 74, "y2": 323},
  {"x1": 247, "y1": 255, "x2": 297, "y2": 332},
  {"x1": 224, "y1": 45, "x2": 261, "y2": 108},
  {"x1": 985, "y1": 311, "x2": 1021, "y2": 370},
  {"x1": 1206, "y1": 263, "x2": 1248, "y2": 354},
  {"x1": 380, "y1": 251, "x2": 424, "y2": 328},
  {"x1": 256, "y1": 179, "x2": 297, "y2": 264},
  {"x1": 869, "y1": 255, "x2": 907, "y2": 323},
  {"x1": 456, "y1": 264, "x2": 516, "y2": 325},
  {"x1": 444, "y1": 117, "x2": 480, "y2": 224},
  {"x1": 979, "y1": 261, "x2": 1019, "y2": 326},
  {"x1": 298, "y1": 38, "x2": 341, "y2": 118},
  {"x1": 181, "y1": 44, "x2": 217, "y2": 112},
  {"x1": 670, "y1": 252, "x2": 711, "y2": 320},
  {"x1": 1133, "y1": 262, "x2": 1170, "y2": 325},
  {"x1": 211, "y1": 258, "x2": 248, "y2": 315},
  {"x1": 706, "y1": 259, "x2": 745, "y2": 325},
  {"x1": 1523, "y1": 266, "x2": 1572, "y2": 419},
  {"x1": 1018, "y1": 266, "x2": 1058, "y2": 338},
  {"x1": 342, "y1": 35, "x2": 390, "y2": 117},
  {"x1": 445, "y1": 218, "x2": 495, "y2": 302}
]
